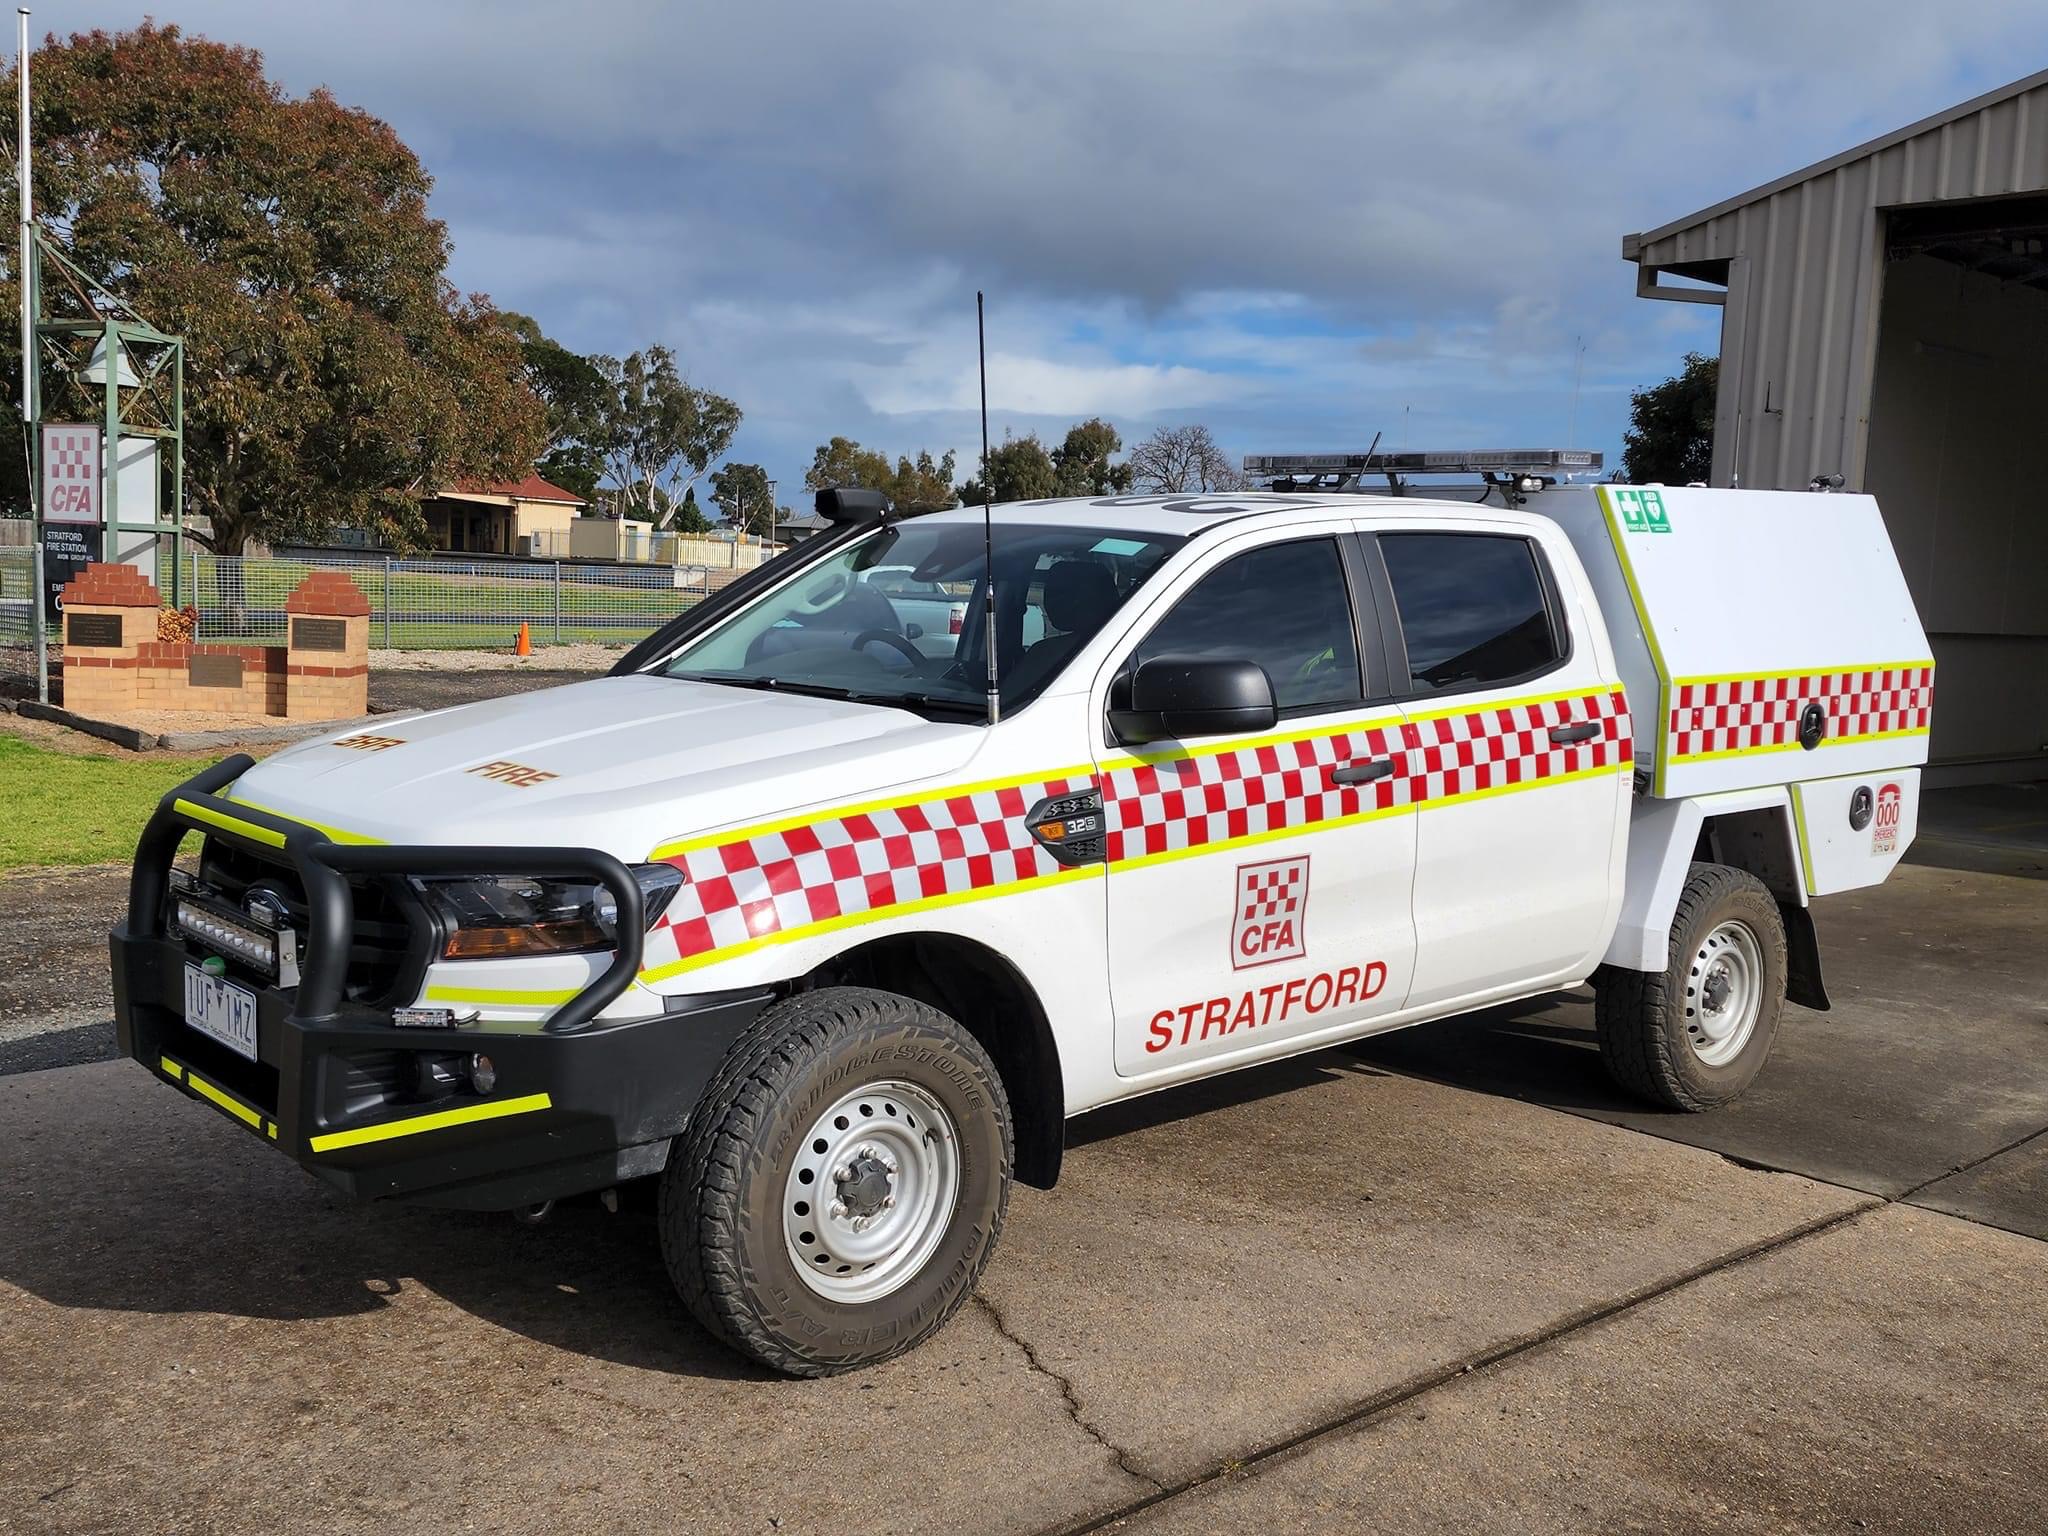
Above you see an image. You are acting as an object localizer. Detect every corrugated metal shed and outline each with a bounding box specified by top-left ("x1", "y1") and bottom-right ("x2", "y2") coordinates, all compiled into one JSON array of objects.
[{"x1": 1623, "y1": 67, "x2": 2048, "y2": 493}]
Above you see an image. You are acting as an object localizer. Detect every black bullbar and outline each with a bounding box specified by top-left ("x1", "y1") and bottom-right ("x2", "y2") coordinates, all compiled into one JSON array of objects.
[{"x1": 111, "y1": 754, "x2": 771, "y2": 1210}]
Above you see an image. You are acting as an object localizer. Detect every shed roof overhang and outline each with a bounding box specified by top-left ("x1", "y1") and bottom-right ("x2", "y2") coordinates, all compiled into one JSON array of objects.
[{"x1": 1622, "y1": 65, "x2": 2048, "y2": 297}]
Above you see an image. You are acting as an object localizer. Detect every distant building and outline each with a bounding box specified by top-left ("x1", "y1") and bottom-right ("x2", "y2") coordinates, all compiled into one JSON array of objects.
[
  {"x1": 424, "y1": 474, "x2": 587, "y2": 556},
  {"x1": 769, "y1": 512, "x2": 829, "y2": 544}
]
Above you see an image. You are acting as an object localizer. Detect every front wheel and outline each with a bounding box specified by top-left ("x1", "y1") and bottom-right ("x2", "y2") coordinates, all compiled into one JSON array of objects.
[
  {"x1": 659, "y1": 986, "x2": 1013, "y2": 1376},
  {"x1": 1595, "y1": 863, "x2": 1788, "y2": 1112}
]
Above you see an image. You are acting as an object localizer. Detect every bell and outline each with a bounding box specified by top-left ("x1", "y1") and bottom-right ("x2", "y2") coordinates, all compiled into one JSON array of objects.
[{"x1": 77, "y1": 333, "x2": 141, "y2": 389}]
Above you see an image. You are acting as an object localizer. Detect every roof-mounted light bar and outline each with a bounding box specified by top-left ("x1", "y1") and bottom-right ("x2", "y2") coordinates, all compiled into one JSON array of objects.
[{"x1": 1244, "y1": 449, "x2": 1603, "y2": 477}]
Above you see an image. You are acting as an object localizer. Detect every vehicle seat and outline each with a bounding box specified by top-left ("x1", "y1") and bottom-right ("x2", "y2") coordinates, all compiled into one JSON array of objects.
[{"x1": 1005, "y1": 561, "x2": 1120, "y2": 697}]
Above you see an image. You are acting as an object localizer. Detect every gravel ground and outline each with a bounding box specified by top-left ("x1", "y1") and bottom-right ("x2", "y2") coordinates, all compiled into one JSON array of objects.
[
  {"x1": 367, "y1": 646, "x2": 620, "y2": 714},
  {"x1": 369, "y1": 643, "x2": 628, "y2": 673}
]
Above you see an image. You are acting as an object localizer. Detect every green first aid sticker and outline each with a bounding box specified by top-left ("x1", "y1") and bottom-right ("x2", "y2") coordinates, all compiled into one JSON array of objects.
[{"x1": 1612, "y1": 488, "x2": 1671, "y2": 533}]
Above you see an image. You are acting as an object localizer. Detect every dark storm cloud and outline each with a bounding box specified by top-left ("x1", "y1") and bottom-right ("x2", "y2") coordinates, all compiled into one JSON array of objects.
[{"x1": 40, "y1": 0, "x2": 2048, "y2": 489}]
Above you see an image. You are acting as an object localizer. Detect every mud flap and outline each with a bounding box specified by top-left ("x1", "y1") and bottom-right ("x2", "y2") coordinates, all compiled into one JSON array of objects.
[{"x1": 1782, "y1": 902, "x2": 1830, "y2": 1012}]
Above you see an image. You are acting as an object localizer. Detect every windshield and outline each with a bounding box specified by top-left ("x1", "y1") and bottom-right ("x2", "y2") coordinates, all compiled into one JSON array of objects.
[{"x1": 660, "y1": 521, "x2": 1185, "y2": 717}]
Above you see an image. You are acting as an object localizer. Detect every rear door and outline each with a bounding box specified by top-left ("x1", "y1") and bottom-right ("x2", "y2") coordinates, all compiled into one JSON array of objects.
[
  {"x1": 1097, "y1": 528, "x2": 1419, "y2": 1078},
  {"x1": 1365, "y1": 523, "x2": 1630, "y2": 1007}
]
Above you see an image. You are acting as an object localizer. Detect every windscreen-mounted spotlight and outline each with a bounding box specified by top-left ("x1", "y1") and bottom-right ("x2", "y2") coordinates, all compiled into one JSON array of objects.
[{"x1": 815, "y1": 487, "x2": 894, "y2": 524}]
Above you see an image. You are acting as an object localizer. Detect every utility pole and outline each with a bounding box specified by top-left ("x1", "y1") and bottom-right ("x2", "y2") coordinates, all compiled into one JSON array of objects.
[{"x1": 18, "y1": 8, "x2": 45, "y2": 702}]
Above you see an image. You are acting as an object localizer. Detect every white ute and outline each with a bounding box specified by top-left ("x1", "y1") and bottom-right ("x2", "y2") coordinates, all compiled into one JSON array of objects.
[{"x1": 112, "y1": 479, "x2": 1932, "y2": 1375}]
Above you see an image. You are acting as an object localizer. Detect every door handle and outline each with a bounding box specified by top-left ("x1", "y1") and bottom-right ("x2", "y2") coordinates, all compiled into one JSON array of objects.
[
  {"x1": 1331, "y1": 758, "x2": 1395, "y2": 786},
  {"x1": 1548, "y1": 721, "x2": 1601, "y2": 745}
]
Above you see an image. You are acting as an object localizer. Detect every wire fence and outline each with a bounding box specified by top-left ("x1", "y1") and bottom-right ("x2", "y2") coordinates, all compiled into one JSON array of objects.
[
  {"x1": 0, "y1": 544, "x2": 37, "y2": 685},
  {"x1": 181, "y1": 551, "x2": 748, "y2": 651}
]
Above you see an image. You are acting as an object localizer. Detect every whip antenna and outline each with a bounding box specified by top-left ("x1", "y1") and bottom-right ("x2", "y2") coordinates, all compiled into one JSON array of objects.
[{"x1": 977, "y1": 291, "x2": 999, "y2": 725}]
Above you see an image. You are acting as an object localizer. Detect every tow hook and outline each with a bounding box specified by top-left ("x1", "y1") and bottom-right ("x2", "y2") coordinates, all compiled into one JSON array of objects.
[{"x1": 512, "y1": 1199, "x2": 554, "y2": 1225}]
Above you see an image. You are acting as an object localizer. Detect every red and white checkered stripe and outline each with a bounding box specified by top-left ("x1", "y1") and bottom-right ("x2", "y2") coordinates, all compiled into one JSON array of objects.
[
  {"x1": 1100, "y1": 688, "x2": 1630, "y2": 865},
  {"x1": 643, "y1": 773, "x2": 1093, "y2": 974},
  {"x1": 1667, "y1": 665, "x2": 1933, "y2": 761},
  {"x1": 640, "y1": 687, "x2": 1630, "y2": 976}
]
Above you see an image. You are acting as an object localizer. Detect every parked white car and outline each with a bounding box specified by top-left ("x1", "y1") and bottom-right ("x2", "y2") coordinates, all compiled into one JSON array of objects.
[{"x1": 115, "y1": 483, "x2": 1932, "y2": 1375}]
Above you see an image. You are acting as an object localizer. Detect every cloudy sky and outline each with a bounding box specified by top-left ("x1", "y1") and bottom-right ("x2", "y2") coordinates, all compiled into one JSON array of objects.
[{"x1": 50, "y1": 2, "x2": 2048, "y2": 501}]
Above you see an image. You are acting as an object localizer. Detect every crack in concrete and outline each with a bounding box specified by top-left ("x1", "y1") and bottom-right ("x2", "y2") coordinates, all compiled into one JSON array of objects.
[
  {"x1": 973, "y1": 1290, "x2": 1165, "y2": 1496},
  {"x1": 1039, "y1": 1198, "x2": 1886, "y2": 1536}
]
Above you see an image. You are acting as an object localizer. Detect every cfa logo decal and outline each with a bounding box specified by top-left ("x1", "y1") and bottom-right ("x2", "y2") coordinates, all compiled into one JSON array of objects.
[{"x1": 1233, "y1": 856, "x2": 1308, "y2": 970}]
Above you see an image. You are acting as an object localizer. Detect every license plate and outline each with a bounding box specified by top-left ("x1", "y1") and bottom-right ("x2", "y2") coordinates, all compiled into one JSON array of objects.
[{"x1": 183, "y1": 965, "x2": 260, "y2": 1062}]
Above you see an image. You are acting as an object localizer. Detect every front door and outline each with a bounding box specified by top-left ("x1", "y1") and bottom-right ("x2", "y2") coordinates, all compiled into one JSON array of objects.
[{"x1": 1098, "y1": 530, "x2": 1419, "y2": 1078}]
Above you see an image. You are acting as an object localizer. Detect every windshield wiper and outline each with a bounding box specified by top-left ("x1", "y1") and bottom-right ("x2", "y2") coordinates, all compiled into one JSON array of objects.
[
  {"x1": 671, "y1": 671, "x2": 983, "y2": 718},
  {"x1": 670, "y1": 672, "x2": 859, "y2": 701},
  {"x1": 849, "y1": 690, "x2": 984, "y2": 718}
]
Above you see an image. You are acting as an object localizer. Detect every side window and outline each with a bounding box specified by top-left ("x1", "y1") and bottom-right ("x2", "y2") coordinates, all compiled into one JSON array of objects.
[
  {"x1": 1133, "y1": 537, "x2": 1362, "y2": 712},
  {"x1": 1379, "y1": 533, "x2": 1561, "y2": 694}
]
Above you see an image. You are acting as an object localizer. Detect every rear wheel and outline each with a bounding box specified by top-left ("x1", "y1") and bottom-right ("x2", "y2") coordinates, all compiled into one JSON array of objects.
[
  {"x1": 659, "y1": 986, "x2": 1013, "y2": 1376},
  {"x1": 1595, "y1": 862, "x2": 1787, "y2": 1111}
]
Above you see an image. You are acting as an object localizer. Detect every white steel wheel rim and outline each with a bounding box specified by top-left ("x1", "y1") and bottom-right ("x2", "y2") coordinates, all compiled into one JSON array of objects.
[
  {"x1": 783, "y1": 1080, "x2": 960, "y2": 1303},
  {"x1": 1685, "y1": 920, "x2": 1764, "y2": 1067}
]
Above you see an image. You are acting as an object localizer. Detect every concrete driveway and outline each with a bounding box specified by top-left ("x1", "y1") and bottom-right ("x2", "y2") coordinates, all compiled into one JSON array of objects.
[{"x1": 1, "y1": 789, "x2": 2043, "y2": 1535}]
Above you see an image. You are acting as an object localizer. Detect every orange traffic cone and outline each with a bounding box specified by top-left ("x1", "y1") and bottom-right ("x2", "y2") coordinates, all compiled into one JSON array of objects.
[{"x1": 515, "y1": 622, "x2": 532, "y2": 657}]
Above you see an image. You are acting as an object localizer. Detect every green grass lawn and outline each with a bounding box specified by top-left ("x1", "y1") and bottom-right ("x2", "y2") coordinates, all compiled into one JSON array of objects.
[{"x1": 0, "y1": 735, "x2": 194, "y2": 871}]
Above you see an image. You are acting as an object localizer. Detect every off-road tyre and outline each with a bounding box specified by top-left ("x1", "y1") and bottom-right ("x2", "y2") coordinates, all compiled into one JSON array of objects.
[
  {"x1": 1595, "y1": 862, "x2": 1787, "y2": 1112},
  {"x1": 659, "y1": 986, "x2": 1013, "y2": 1376}
]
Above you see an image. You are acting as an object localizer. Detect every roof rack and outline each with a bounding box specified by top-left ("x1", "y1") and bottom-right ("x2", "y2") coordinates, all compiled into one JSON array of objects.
[{"x1": 1243, "y1": 449, "x2": 1604, "y2": 507}]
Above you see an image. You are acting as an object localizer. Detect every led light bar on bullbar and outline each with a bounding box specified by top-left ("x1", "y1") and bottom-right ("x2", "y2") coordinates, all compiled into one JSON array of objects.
[{"x1": 1245, "y1": 449, "x2": 1603, "y2": 477}]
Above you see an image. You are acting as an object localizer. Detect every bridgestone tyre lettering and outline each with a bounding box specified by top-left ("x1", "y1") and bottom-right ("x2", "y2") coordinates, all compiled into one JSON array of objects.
[
  {"x1": 658, "y1": 986, "x2": 1013, "y2": 1376},
  {"x1": 1595, "y1": 862, "x2": 1788, "y2": 1112}
]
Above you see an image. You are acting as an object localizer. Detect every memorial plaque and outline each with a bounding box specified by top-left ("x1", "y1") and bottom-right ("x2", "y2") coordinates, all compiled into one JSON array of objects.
[
  {"x1": 65, "y1": 611, "x2": 123, "y2": 649},
  {"x1": 189, "y1": 654, "x2": 245, "y2": 689},
  {"x1": 291, "y1": 616, "x2": 348, "y2": 653}
]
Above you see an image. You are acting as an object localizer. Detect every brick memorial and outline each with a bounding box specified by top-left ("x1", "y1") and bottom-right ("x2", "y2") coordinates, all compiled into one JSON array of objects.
[{"x1": 58, "y1": 562, "x2": 369, "y2": 722}]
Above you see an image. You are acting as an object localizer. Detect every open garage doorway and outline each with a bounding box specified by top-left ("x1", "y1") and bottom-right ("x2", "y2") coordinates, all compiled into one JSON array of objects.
[{"x1": 1865, "y1": 199, "x2": 2048, "y2": 777}]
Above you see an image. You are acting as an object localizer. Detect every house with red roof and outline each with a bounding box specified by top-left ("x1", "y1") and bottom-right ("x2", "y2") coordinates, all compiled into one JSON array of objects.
[{"x1": 424, "y1": 474, "x2": 587, "y2": 556}]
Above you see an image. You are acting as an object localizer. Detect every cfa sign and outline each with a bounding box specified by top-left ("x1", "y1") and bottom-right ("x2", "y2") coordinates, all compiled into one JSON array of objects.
[{"x1": 41, "y1": 423, "x2": 102, "y2": 524}]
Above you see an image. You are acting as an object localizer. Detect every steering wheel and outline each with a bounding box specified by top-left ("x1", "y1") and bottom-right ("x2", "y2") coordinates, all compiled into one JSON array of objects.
[
  {"x1": 789, "y1": 572, "x2": 854, "y2": 616},
  {"x1": 854, "y1": 628, "x2": 925, "y2": 667}
]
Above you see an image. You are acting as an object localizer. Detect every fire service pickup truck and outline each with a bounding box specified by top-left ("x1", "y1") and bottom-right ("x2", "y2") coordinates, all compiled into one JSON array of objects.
[{"x1": 113, "y1": 478, "x2": 1933, "y2": 1375}]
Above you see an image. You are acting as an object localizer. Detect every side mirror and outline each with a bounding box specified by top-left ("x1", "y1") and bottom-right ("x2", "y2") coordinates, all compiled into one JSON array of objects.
[{"x1": 1108, "y1": 657, "x2": 1277, "y2": 746}]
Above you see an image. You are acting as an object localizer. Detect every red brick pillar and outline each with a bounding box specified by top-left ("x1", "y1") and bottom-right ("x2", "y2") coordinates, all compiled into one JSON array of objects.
[
  {"x1": 58, "y1": 563, "x2": 160, "y2": 715},
  {"x1": 284, "y1": 571, "x2": 371, "y2": 720}
]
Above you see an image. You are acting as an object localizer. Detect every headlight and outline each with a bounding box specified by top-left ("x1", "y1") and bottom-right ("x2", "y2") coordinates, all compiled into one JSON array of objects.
[{"x1": 421, "y1": 865, "x2": 683, "y2": 960}]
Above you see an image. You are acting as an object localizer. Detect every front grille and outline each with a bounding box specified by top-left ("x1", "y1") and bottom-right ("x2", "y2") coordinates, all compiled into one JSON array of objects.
[{"x1": 196, "y1": 839, "x2": 436, "y2": 1007}]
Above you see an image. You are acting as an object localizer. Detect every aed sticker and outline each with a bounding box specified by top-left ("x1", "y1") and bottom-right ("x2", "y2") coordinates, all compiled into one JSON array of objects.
[
  {"x1": 1872, "y1": 782, "x2": 1902, "y2": 854},
  {"x1": 1611, "y1": 487, "x2": 1671, "y2": 534},
  {"x1": 1233, "y1": 855, "x2": 1308, "y2": 970}
]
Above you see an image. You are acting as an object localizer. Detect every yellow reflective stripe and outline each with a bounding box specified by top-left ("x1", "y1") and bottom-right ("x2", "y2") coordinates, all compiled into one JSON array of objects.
[
  {"x1": 186, "y1": 1070, "x2": 263, "y2": 1130},
  {"x1": 637, "y1": 863, "x2": 1103, "y2": 984},
  {"x1": 309, "y1": 1093, "x2": 553, "y2": 1153},
  {"x1": 173, "y1": 798, "x2": 287, "y2": 849},
  {"x1": 648, "y1": 761, "x2": 1098, "y2": 862},
  {"x1": 222, "y1": 793, "x2": 385, "y2": 846},
  {"x1": 1596, "y1": 486, "x2": 1674, "y2": 798},
  {"x1": 1105, "y1": 708, "x2": 1404, "y2": 770},
  {"x1": 1669, "y1": 724, "x2": 1931, "y2": 765},
  {"x1": 1672, "y1": 659, "x2": 1935, "y2": 689},
  {"x1": 1789, "y1": 783, "x2": 1818, "y2": 897},
  {"x1": 161, "y1": 1054, "x2": 272, "y2": 1136},
  {"x1": 424, "y1": 984, "x2": 580, "y2": 1006},
  {"x1": 1106, "y1": 760, "x2": 1630, "y2": 875}
]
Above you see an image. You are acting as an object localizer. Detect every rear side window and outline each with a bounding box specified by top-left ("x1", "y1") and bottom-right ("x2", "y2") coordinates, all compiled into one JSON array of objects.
[
  {"x1": 1133, "y1": 537, "x2": 1361, "y2": 711},
  {"x1": 1380, "y1": 533, "x2": 1561, "y2": 693}
]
